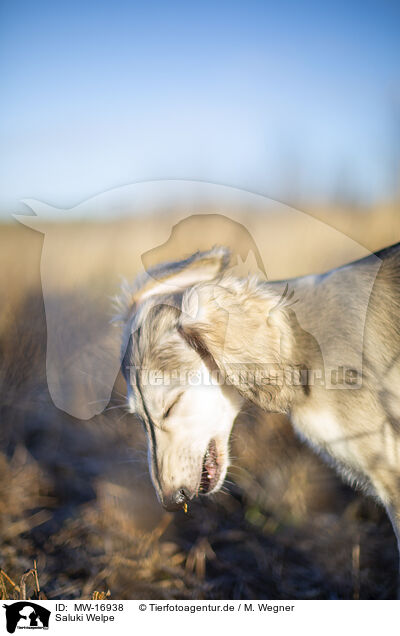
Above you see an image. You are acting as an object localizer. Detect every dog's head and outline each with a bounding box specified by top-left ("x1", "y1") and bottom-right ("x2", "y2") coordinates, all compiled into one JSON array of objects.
[{"x1": 118, "y1": 247, "x2": 291, "y2": 510}]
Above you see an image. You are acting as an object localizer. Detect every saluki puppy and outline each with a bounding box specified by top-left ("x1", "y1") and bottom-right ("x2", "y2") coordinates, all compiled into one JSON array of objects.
[{"x1": 117, "y1": 243, "x2": 400, "y2": 556}]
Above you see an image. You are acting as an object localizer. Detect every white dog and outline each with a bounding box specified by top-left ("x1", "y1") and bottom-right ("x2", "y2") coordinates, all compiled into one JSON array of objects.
[{"x1": 117, "y1": 244, "x2": 400, "y2": 553}]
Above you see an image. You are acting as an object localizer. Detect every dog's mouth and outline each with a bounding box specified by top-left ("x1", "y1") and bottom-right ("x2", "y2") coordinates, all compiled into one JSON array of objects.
[{"x1": 199, "y1": 438, "x2": 221, "y2": 494}]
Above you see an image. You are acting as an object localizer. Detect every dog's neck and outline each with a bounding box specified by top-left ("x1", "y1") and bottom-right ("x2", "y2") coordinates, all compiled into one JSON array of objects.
[{"x1": 235, "y1": 283, "x2": 326, "y2": 415}]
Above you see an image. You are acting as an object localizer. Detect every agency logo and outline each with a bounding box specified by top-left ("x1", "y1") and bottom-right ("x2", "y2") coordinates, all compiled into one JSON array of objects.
[
  {"x1": 14, "y1": 181, "x2": 379, "y2": 418},
  {"x1": 3, "y1": 602, "x2": 50, "y2": 633}
]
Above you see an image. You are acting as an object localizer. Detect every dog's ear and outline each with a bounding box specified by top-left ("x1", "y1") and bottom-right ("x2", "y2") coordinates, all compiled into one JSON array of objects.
[
  {"x1": 140, "y1": 246, "x2": 230, "y2": 300},
  {"x1": 179, "y1": 280, "x2": 294, "y2": 411},
  {"x1": 115, "y1": 247, "x2": 231, "y2": 321}
]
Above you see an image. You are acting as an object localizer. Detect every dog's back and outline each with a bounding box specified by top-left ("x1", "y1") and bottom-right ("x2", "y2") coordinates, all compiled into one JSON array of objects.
[{"x1": 364, "y1": 243, "x2": 400, "y2": 375}]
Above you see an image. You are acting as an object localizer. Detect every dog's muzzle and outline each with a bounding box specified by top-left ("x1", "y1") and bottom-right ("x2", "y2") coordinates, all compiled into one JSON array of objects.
[{"x1": 162, "y1": 487, "x2": 192, "y2": 511}]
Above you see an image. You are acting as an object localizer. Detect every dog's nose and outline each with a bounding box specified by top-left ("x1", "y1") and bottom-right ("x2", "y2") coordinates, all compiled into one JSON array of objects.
[{"x1": 163, "y1": 487, "x2": 190, "y2": 511}]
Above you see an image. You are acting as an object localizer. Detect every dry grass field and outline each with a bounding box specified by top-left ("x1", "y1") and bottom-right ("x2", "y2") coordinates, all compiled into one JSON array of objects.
[{"x1": 0, "y1": 202, "x2": 399, "y2": 599}]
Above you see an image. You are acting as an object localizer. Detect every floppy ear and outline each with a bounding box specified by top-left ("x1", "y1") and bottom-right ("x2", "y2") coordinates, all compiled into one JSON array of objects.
[
  {"x1": 179, "y1": 279, "x2": 295, "y2": 412},
  {"x1": 115, "y1": 246, "x2": 231, "y2": 321}
]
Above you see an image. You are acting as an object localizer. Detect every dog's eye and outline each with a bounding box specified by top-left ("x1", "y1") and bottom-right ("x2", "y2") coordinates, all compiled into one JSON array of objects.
[{"x1": 163, "y1": 393, "x2": 183, "y2": 419}]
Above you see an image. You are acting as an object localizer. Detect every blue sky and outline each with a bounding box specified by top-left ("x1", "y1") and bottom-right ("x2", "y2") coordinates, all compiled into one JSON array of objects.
[{"x1": 0, "y1": 0, "x2": 399, "y2": 217}]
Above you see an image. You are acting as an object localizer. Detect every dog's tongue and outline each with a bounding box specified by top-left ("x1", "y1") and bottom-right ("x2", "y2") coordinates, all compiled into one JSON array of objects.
[
  {"x1": 204, "y1": 440, "x2": 218, "y2": 480},
  {"x1": 200, "y1": 439, "x2": 218, "y2": 492}
]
